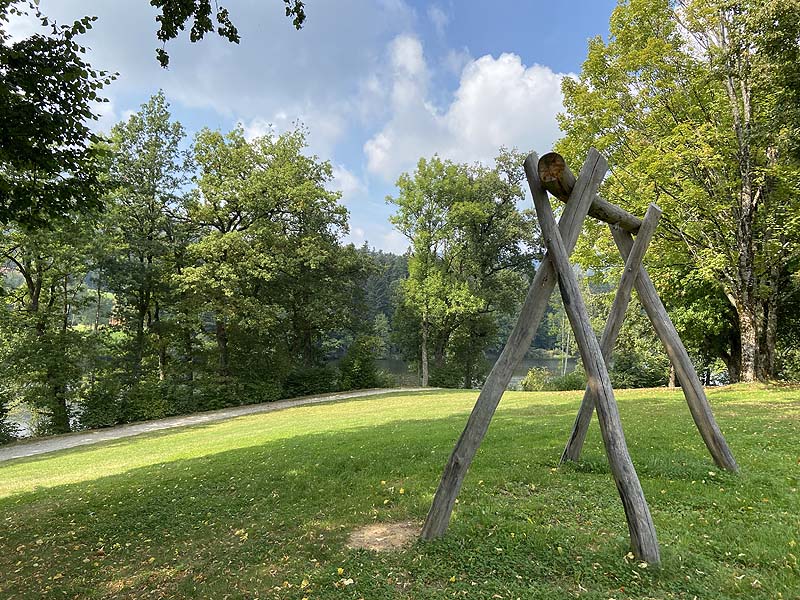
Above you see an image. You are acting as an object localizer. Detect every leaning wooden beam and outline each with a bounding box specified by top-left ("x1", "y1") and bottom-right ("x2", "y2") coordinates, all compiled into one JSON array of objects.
[
  {"x1": 420, "y1": 149, "x2": 608, "y2": 540},
  {"x1": 561, "y1": 204, "x2": 662, "y2": 464},
  {"x1": 538, "y1": 152, "x2": 642, "y2": 233},
  {"x1": 539, "y1": 152, "x2": 738, "y2": 473},
  {"x1": 528, "y1": 155, "x2": 661, "y2": 565},
  {"x1": 612, "y1": 228, "x2": 739, "y2": 472}
]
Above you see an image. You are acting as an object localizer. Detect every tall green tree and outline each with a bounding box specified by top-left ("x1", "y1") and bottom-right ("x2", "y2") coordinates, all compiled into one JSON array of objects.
[
  {"x1": 389, "y1": 150, "x2": 538, "y2": 387},
  {"x1": 183, "y1": 124, "x2": 364, "y2": 384},
  {"x1": 557, "y1": 0, "x2": 800, "y2": 382},
  {"x1": 103, "y1": 92, "x2": 191, "y2": 383},
  {"x1": 0, "y1": 221, "x2": 93, "y2": 433}
]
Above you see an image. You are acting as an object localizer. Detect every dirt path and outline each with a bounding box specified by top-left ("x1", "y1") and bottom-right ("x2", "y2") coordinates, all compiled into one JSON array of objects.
[{"x1": 0, "y1": 388, "x2": 430, "y2": 463}]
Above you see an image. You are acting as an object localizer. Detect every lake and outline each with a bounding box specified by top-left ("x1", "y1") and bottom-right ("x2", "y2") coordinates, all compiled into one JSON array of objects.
[{"x1": 377, "y1": 354, "x2": 578, "y2": 389}]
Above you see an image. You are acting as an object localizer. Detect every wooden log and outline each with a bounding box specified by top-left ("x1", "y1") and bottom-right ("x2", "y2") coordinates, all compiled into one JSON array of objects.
[
  {"x1": 540, "y1": 153, "x2": 739, "y2": 473},
  {"x1": 561, "y1": 205, "x2": 661, "y2": 464},
  {"x1": 538, "y1": 152, "x2": 642, "y2": 233},
  {"x1": 612, "y1": 228, "x2": 739, "y2": 472},
  {"x1": 528, "y1": 157, "x2": 661, "y2": 564},
  {"x1": 420, "y1": 149, "x2": 608, "y2": 540}
]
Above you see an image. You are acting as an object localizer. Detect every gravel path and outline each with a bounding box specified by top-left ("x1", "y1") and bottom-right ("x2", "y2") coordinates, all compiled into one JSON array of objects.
[{"x1": 0, "y1": 388, "x2": 430, "y2": 463}]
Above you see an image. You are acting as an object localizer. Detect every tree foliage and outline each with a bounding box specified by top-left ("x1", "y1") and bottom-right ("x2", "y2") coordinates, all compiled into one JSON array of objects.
[
  {"x1": 0, "y1": 94, "x2": 373, "y2": 440},
  {"x1": 0, "y1": 0, "x2": 114, "y2": 225},
  {"x1": 389, "y1": 150, "x2": 540, "y2": 388},
  {"x1": 151, "y1": 0, "x2": 307, "y2": 67},
  {"x1": 557, "y1": 0, "x2": 800, "y2": 382}
]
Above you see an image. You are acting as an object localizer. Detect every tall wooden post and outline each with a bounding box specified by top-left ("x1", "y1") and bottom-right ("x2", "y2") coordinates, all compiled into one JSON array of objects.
[
  {"x1": 538, "y1": 153, "x2": 738, "y2": 473},
  {"x1": 528, "y1": 156, "x2": 660, "y2": 564},
  {"x1": 420, "y1": 149, "x2": 608, "y2": 540},
  {"x1": 612, "y1": 229, "x2": 738, "y2": 472},
  {"x1": 561, "y1": 205, "x2": 662, "y2": 464}
]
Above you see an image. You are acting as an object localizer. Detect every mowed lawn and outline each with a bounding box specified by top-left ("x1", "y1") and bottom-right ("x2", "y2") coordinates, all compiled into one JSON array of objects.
[{"x1": 0, "y1": 386, "x2": 798, "y2": 599}]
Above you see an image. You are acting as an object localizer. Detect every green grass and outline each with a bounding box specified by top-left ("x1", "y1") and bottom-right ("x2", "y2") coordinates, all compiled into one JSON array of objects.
[{"x1": 0, "y1": 385, "x2": 798, "y2": 599}]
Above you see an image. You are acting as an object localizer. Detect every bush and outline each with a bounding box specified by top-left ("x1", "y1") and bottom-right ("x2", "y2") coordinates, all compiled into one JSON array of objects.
[
  {"x1": 282, "y1": 366, "x2": 339, "y2": 398},
  {"x1": 124, "y1": 380, "x2": 172, "y2": 422},
  {"x1": 518, "y1": 367, "x2": 551, "y2": 391},
  {"x1": 548, "y1": 366, "x2": 587, "y2": 391},
  {"x1": 428, "y1": 361, "x2": 464, "y2": 389},
  {"x1": 610, "y1": 351, "x2": 668, "y2": 389},
  {"x1": 78, "y1": 378, "x2": 124, "y2": 429},
  {"x1": 339, "y1": 336, "x2": 384, "y2": 390},
  {"x1": 517, "y1": 364, "x2": 587, "y2": 391},
  {"x1": 0, "y1": 395, "x2": 18, "y2": 445}
]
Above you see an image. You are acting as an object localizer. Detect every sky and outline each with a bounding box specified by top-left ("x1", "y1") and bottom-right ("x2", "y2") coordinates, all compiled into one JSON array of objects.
[{"x1": 10, "y1": 0, "x2": 617, "y2": 252}]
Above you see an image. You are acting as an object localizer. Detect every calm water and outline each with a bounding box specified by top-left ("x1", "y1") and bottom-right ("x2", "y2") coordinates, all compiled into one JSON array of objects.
[{"x1": 377, "y1": 354, "x2": 578, "y2": 389}]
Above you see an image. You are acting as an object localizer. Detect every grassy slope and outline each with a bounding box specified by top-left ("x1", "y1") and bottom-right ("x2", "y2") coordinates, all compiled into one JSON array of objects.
[{"x1": 0, "y1": 385, "x2": 797, "y2": 599}]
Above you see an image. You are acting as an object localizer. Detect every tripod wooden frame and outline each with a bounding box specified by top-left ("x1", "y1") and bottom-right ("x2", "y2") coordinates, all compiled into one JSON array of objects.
[{"x1": 420, "y1": 149, "x2": 738, "y2": 565}]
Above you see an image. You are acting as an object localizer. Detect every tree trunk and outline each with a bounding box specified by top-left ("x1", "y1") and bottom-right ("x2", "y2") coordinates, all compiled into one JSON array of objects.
[
  {"x1": 133, "y1": 300, "x2": 147, "y2": 381},
  {"x1": 94, "y1": 269, "x2": 102, "y2": 333},
  {"x1": 421, "y1": 149, "x2": 607, "y2": 542},
  {"x1": 532, "y1": 163, "x2": 660, "y2": 564},
  {"x1": 216, "y1": 318, "x2": 230, "y2": 378},
  {"x1": 50, "y1": 275, "x2": 71, "y2": 433},
  {"x1": 185, "y1": 330, "x2": 195, "y2": 382},
  {"x1": 668, "y1": 364, "x2": 676, "y2": 389},
  {"x1": 737, "y1": 299, "x2": 758, "y2": 383},
  {"x1": 154, "y1": 301, "x2": 167, "y2": 381},
  {"x1": 759, "y1": 238, "x2": 782, "y2": 380},
  {"x1": 421, "y1": 317, "x2": 429, "y2": 386}
]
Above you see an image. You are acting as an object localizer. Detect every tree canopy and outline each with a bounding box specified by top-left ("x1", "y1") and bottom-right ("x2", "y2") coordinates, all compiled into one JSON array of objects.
[
  {"x1": 0, "y1": 1, "x2": 114, "y2": 225},
  {"x1": 151, "y1": 0, "x2": 307, "y2": 66},
  {"x1": 557, "y1": 0, "x2": 800, "y2": 382}
]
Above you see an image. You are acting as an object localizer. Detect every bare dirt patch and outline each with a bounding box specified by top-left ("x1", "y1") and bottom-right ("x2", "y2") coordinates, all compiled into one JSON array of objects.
[{"x1": 347, "y1": 521, "x2": 420, "y2": 552}]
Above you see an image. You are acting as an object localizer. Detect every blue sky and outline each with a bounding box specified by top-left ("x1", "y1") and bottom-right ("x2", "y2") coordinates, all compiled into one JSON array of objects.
[{"x1": 11, "y1": 1, "x2": 617, "y2": 252}]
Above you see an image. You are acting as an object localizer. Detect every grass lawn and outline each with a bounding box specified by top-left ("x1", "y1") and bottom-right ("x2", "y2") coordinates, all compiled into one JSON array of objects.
[{"x1": 0, "y1": 385, "x2": 798, "y2": 599}]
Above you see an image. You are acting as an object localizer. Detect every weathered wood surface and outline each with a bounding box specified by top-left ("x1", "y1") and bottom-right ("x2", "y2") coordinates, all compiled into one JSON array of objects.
[
  {"x1": 539, "y1": 152, "x2": 739, "y2": 473},
  {"x1": 528, "y1": 155, "x2": 660, "y2": 564},
  {"x1": 538, "y1": 152, "x2": 642, "y2": 234},
  {"x1": 420, "y1": 149, "x2": 608, "y2": 540},
  {"x1": 561, "y1": 204, "x2": 662, "y2": 464},
  {"x1": 612, "y1": 228, "x2": 739, "y2": 472}
]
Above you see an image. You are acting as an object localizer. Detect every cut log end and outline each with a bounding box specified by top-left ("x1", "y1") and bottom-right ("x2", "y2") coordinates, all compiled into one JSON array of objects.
[{"x1": 538, "y1": 152, "x2": 573, "y2": 202}]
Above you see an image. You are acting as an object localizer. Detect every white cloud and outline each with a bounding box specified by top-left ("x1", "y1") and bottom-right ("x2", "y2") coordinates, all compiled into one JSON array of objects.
[
  {"x1": 364, "y1": 35, "x2": 568, "y2": 181},
  {"x1": 331, "y1": 165, "x2": 367, "y2": 202},
  {"x1": 237, "y1": 105, "x2": 345, "y2": 158},
  {"x1": 91, "y1": 99, "x2": 119, "y2": 134},
  {"x1": 28, "y1": 0, "x2": 417, "y2": 148},
  {"x1": 345, "y1": 225, "x2": 409, "y2": 254},
  {"x1": 427, "y1": 6, "x2": 449, "y2": 37},
  {"x1": 443, "y1": 47, "x2": 471, "y2": 75}
]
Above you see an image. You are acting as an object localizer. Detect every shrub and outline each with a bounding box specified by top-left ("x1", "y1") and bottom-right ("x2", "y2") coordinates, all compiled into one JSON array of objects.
[
  {"x1": 549, "y1": 366, "x2": 587, "y2": 391},
  {"x1": 339, "y1": 336, "x2": 383, "y2": 390},
  {"x1": 428, "y1": 361, "x2": 464, "y2": 389},
  {"x1": 78, "y1": 378, "x2": 124, "y2": 429},
  {"x1": 518, "y1": 364, "x2": 587, "y2": 392},
  {"x1": 283, "y1": 366, "x2": 339, "y2": 398},
  {"x1": 0, "y1": 394, "x2": 18, "y2": 445},
  {"x1": 518, "y1": 367, "x2": 552, "y2": 391},
  {"x1": 610, "y1": 351, "x2": 668, "y2": 389}
]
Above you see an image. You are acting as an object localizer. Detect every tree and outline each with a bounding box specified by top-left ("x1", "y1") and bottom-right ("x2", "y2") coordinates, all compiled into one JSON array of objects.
[
  {"x1": 557, "y1": 0, "x2": 800, "y2": 382},
  {"x1": 0, "y1": 221, "x2": 94, "y2": 433},
  {"x1": 183, "y1": 124, "x2": 363, "y2": 386},
  {"x1": 0, "y1": 1, "x2": 114, "y2": 225},
  {"x1": 389, "y1": 151, "x2": 539, "y2": 387},
  {"x1": 103, "y1": 92, "x2": 191, "y2": 384},
  {"x1": 151, "y1": 0, "x2": 307, "y2": 67}
]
